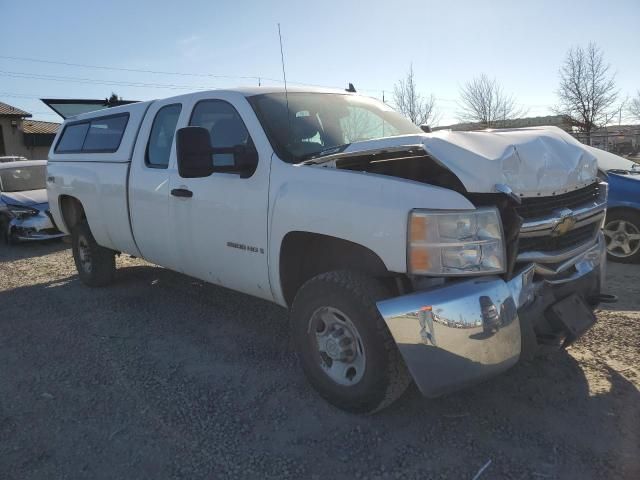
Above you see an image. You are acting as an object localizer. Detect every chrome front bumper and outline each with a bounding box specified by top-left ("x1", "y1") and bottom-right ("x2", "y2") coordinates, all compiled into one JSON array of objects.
[{"x1": 377, "y1": 234, "x2": 606, "y2": 398}]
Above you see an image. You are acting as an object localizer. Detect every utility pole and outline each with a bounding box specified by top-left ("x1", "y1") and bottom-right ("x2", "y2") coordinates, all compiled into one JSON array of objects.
[{"x1": 619, "y1": 105, "x2": 622, "y2": 126}]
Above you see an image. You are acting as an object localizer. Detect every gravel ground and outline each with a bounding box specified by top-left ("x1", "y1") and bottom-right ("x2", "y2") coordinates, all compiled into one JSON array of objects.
[{"x1": 0, "y1": 241, "x2": 638, "y2": 480}]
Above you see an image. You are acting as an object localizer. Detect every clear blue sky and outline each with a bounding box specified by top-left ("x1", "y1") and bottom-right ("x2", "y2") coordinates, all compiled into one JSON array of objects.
[{"x1": 1, "y1": 0, "x2": 638, "y2": 125}]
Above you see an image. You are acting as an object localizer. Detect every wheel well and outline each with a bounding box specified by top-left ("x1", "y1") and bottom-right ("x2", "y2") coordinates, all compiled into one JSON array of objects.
[
  {"x1": 279, "y1": 232, "x2": 392, "y2": 306},
  {"x1": 59, "y1": 195, "x2": 86, "y2": 231},
  {"x1": 606, "y1": 206, "x2": 640, "y2": 219}
]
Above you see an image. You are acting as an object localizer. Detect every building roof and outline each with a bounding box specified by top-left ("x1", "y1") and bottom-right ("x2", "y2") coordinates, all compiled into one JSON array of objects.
[
  {"x1": 21, "y1": 120, "x2": 60, "y2": 135},
  {"x1": 0, "y1": 101, "x2": 32, "y2": 117},
  {"x1": 594, "y1": 124, "x2": 640, "y2": 134}
]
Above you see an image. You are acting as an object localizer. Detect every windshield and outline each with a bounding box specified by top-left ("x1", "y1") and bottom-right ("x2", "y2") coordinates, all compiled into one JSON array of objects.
[
  {"x1": 248, "y1": 92, "x2": 422, "y2": 163},
  {"x1": 0, "y1": 165, "x2": 47, "y2": 192}
]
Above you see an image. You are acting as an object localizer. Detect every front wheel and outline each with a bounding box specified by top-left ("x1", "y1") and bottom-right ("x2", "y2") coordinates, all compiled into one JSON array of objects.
[
  {"x1": 71, "y1": 221, "x2": 116, "y2": 287},
  {"x1": 603, "y1": 210, "x2": 640, "y2": 263},
  {"x1": 291, "y1": 271, "x2": 411, "y2": 414}
]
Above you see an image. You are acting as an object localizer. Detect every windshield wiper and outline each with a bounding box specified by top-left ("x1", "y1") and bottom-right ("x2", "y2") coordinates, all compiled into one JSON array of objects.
[{"x1": 298, "y1": 144, "x2": 351, "y2": 164}]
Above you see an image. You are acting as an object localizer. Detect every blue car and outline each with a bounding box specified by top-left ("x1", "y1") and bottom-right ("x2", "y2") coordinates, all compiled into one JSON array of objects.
[{"x1": 587, "y1": 147, "x2": 640, "y2": 263}]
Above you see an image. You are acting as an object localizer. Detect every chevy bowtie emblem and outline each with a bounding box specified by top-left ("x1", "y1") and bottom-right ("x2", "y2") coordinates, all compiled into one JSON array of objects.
[{"x1": 551, "y1": 209, "x2": 577, "y2": 237}]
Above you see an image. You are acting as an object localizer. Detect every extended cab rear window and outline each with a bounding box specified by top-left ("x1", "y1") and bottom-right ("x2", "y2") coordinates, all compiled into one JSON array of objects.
[{"x1": 55, "y1": 113, "x2": 129, "y2": 153}]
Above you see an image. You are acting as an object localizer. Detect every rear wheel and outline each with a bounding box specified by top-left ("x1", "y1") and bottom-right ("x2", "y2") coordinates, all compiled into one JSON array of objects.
[
  {"x1": 603, "y1": 210, "x2": 640, "y2": 263},
  {"x1": 71, "y1": 221, "x2": 116, "y2": 286},
  {"x1": 291, "y1": 270, "x2": 411, "y2": 414}
]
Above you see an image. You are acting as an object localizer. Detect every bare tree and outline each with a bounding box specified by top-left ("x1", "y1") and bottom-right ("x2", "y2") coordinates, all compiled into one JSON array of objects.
[
  {"x1": 629, "y1": 91, "x2": 640, "y2": 122},
  {"x1": 555, "y1": 42, "x2": 618, "y2": 141},
  {"x1": 457, "y1": 74, "x2": 527, "y2": 127},
  {"x1": 393, "y1": 65, "x2": 440, "y2": 127},
  {"x1": 105, "y1": 92, "x2": 122, "y2": 107}
]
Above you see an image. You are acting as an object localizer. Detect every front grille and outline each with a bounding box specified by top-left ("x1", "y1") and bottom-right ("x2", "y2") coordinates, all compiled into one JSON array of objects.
[
  {"x1": 519, "y1": 223, "x2": 597, "y2": 253},
  {"x1": 516, "y1": 182, "x2": 600, "y2": 220}
]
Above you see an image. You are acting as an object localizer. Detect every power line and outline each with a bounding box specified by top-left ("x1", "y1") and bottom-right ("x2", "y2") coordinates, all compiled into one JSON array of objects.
[
  {"x1": 0, "y1": 69, "x2": 385, "y2": 101},
  {"x1": 0, "y1": 60, "x2": 556, "y2": 123},
  {"x1": 0, "y1": 54, "x2": 349, "y2": 91},
  {"x1": 0, "y1": 54, "x2": 558, "y2": 109},
  {"x1": 0, "y1": 54, "x2": 261, "y2": 81},
  {"x1": 0, "y1": 92, "x2": 41, "y2": 99},
  {"x1": 0, "y1": 70, "x2": 216, "y2": 90}
]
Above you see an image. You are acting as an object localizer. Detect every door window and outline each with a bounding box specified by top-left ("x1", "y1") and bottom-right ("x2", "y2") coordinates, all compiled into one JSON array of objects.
[
  {"x1": 189, "y1": 100, "x2": 252, "y2": 167},
  {"x1": 146, "y1": 104, "x2": 182, "y2": 168}
]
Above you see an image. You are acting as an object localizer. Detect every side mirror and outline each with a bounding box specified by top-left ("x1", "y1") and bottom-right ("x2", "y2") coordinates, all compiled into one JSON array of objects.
[
  {"x1": 233, "y1": 144, "x2": 259, "y2": 179},
  {"x1": 176, "y1": 126, "x2": 258, "y2": 179},
  {"x1": 420, "y1": 124, "x2": 432, "y2": 133},
  {"x1": 176, "y1": 127, "x2": 215, "y2": 178}
]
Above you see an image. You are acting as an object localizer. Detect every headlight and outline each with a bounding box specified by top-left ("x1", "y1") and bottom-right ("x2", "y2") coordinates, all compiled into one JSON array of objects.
[
  {"x1": 408, "y1": 207, "x2": 506, "y2": 275},
  {"x1": 6, "y1": 204, "x2": 39, "y2": 219}
]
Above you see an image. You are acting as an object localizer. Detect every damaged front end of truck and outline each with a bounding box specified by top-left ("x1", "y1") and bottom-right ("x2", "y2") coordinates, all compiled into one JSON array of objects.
[{"x1": 302, "y1": 126, "x2": 610, "y2": 398}]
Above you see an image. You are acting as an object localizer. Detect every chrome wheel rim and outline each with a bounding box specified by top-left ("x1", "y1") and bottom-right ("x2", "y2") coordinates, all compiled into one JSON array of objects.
[
  {"x1": 603, "y1": 220, "x2": 640, "y2": 258},
  {"x1": 308, "y1": 307, "x2": 366, "y2": 386},
  {"x1": 77, "y1": 236, "x2": 93, "y2": 273}
]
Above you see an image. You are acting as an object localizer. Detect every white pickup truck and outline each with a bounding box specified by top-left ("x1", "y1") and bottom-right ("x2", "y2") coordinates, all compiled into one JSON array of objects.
[{"x1": 47, "y1": 87, "x2": 610, "y2": 413}]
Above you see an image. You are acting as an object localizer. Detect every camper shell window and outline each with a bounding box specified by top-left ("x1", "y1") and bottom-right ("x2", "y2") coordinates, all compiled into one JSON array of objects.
[{"x1": 55, "y1": 113, "x2": 130, "y2": 153}]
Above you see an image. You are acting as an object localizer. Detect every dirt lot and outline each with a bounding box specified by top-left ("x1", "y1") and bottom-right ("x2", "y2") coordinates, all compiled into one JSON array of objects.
[{"x1": 0, "y1": 241, "x2": 638, "y2": 480}]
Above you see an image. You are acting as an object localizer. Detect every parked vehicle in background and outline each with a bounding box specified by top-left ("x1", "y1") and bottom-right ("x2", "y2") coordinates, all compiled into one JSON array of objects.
[
  {"x1": 586, "y1": 146, "x2": 640, "y2": 263},
  {"x1": 0, "y1": 156, "x2": 27, "y2": 163},
  {"x1": 0, "y1": 160, "x2": 65, "y2": 243},
  {"x1": 47, "y1": 87, "x2": 610, "y2": 413}
]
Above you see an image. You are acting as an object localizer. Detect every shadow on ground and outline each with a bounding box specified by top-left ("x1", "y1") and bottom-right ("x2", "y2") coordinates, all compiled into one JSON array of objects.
[
  {"x1": 0, "y1": 261, "x2": 638, "y2": 479},
  {"x1": 0, "y1": 238, "x2": 69, "y2": 263},
  {"x1": 602, "y1": 261, "x2": 640, "y2": 312}
]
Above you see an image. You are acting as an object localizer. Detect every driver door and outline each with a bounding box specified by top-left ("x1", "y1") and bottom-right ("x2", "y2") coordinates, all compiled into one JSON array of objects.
[{"x1": 168, "y1": 93, "x2": 272, "y2": 300}]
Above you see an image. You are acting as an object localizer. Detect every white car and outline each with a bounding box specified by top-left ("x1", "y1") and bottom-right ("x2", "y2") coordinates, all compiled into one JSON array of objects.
[
  {"x1": 46, "y1": 87, "x2": 609, "y2": 413},
  {"x1": 0, "y1": 160, "x2": 64, "y2": 243}
]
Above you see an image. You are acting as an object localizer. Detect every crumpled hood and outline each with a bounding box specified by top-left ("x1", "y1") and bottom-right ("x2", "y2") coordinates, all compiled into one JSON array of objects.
[
  {"x1": 424, "y1": 127, "x2": 598, "y2": 196},
  {"x1": 0, "y1": 189, "x2": 48, "y2": 207},
  {"x1": 325, "y1": 126, "x2": 598, "y2": 197}
]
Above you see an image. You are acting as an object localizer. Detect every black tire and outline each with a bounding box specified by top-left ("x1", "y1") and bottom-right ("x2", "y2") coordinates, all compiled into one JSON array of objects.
[
  {"x1": 71, "y1": 221, "x2": 116, "y2": 287},
  {"x1": 291, "y1": 270, "x2": 411, "y2": 414},
  {"x1": 603, "y1": 209, "x2": 640, "y2": 264}
]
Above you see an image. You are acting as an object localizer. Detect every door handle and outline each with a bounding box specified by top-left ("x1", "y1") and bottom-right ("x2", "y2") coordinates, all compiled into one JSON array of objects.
[{"x1": 171, "y1": 188, "x2": 193, "y2": 198}]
